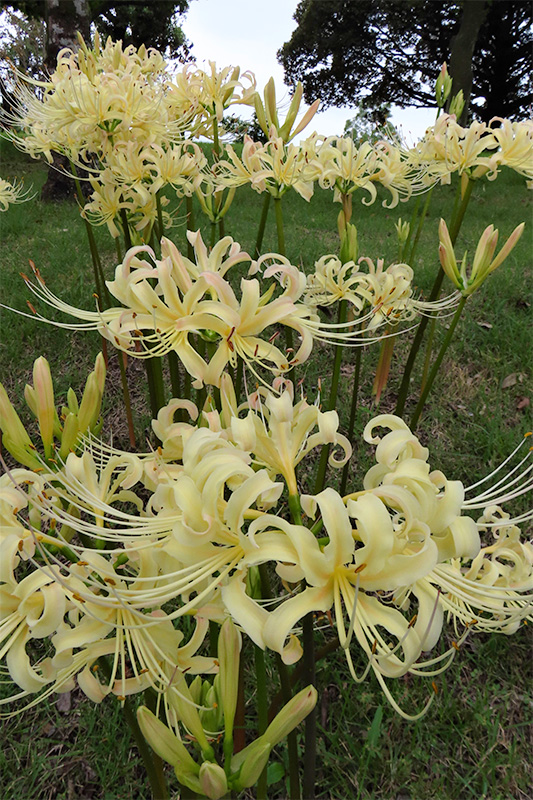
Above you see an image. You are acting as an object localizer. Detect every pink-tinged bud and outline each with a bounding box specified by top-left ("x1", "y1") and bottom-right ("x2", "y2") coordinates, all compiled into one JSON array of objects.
[
  {"x1": 291, "y1": 98, "x2": 321, "y2": 140},
  {"x1": 435, "y1": 63, "x2": 452, "y2": 107},
  {"x1": 487, "y1": 222, "x2": 525, "y2": 273},
  {"x1": 198, "y1": 762, "x2": 228, "y2": 800},
  {"x1": 32, "y1": 357, "x2": 55, "y2": 458}
]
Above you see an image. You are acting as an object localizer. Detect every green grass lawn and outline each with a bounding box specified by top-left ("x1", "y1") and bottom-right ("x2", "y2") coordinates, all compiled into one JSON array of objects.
[{"x1": 0, "y1": 138, "x2": 532, "y2": 800}]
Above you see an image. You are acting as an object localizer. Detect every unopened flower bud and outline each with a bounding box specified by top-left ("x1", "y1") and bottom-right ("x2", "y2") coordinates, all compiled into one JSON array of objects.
[
  {"x1": 218, "y1": 618, "x2": 241, "y2": 735},
  {"x1": 435, "y1": 63, "x2": 453, "y2": 107},
  {"x1": 232, "y1": 739, "x2": 271, "y2": 790},
  {"x1": 339, "y1": 222, "x2": 358, "y2": 265},
  {"x1": 199, "y1": 761, "x2": 228, "y2": 800},
  {"x1": 395, "y1": 217, "x2": 410, "y2": 246},
  {"x1": 449, "y1": 90, "x2": 465, "y2": 120},
  {"x1": 263, "y1": 684, "x2": 317, "y2": 746},
  {"x1": 136, "y1": 706, "x2": 200, "y2": 774},
  {"x1": 32, "y1": 357, "x2": 56, "y2": 457},
  {"x1": 0, "y1": 384, "x2": 38, "y2": 468},
  {"x1": 58, "y1": 413, "x2": 80, "y2": 460}
]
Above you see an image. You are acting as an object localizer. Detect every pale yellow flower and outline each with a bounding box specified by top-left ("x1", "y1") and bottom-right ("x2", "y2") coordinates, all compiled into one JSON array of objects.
[{"x1": 0, "y1": 178, "x2": 34, "y2": 211}]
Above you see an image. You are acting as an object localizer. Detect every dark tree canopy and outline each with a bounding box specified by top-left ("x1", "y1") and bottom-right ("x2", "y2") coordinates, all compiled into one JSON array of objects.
[
  {"x1": 2, "y1": 1, "x2": 193, "y2": 60},
  {"x1": 89, "y1": 1, "x2": 192, "y2": 59},
  {"x1": 278, "y1": 0, "x2": 533, "y2": 122}
]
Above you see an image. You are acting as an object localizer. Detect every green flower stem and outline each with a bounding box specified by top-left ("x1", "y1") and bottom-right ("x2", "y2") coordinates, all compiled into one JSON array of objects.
[
  {"x1": 340, "y1": 346, "x2": 362, "y2": 496},
  {"x1": 71, "y1": 168, "x2": 135, "y2": 446},
  {"x1": 209, "y1": 620, "x2": 219, "y2": 658},
  {"x1": 267, "y1": 637, "x2": 340, "y2": 720},
  {"x1": 302, "y1": 610, "x2": 316, "y2": 800},
  {"x1": 114, "y1": 236, "x2": 123, "y2": 263},
  {"x1": 71, "y1": 172, "x2": 106, "y2": 301},
  {"x1": 234, "y1": 355, "x2": 243, "y2": 404},
  {"x1": 410, "y1": 295, "x2": 467, "y2": 429},
  {"x1": 400, "y1": 195, "x2": 421, "y2": 261},
  {"x1": 144, "y1": 688, "x2": 172, "y2": 798},
  {"x1": 289, "y1": 495, "x2": 316, "y2": 800},
  {"x1": 219, "y1": 216, "x2": 225, "y2": 240},
  {"x1": 117, "y1": 350, "x2": 136, "y2": 448},
  {"x1": 395, "y1": 177, "x2": 475, "y2": 417},
  {"x1": 120, "y1": 207, "x2": 133, "y2": 251},
  {"x1": 254, "y1": 645, "x2": 269, "y2": 800},
  {"x1": 156, "y1": 192, "x2": 165, "y2": 241},
  {"x1": 258, "y1": 563, "x2": 301, "y2": 800},
  {"x1": 168, "y1": 351, "x2": 181, "y2": 399},
  {"x1": 314, "y1": 301, "x2": 347, "y2": 494},
  {"x1": 212, "y1": 112, "x2": 221, "y2": 161},
  {"x1": 210, "y1": 220, "x2": 218, "y2": 248},
  {"x1": 145, "y1": 357, "x2": 166, "y2": 421},
  {"x1": 122, "y1": 697, "x2": 169, "y2": 800},
  {"x1": 234, "y1": 656, "x2": 246, "y2": 755},
  {"x1": 274, "y1": 196, "x2": 295, "y2": 377},
  {"x1": 186, "y1": 195, "x2": 195, "y2": 260},
  {"x1": 407, "y1": 186, "x2": 434, "y2": 265},
  {"x1": 420, "y1": 315, "x2": 437, "y2": 391},
  {"x1": 97, "y1": 659, "x2": 169, "y2": 800},
  {"x1": 254, "y1": 193, "x2": 271, "y2": 258},
  {"x1": 274, "y1": 195, "x2": 286, "y2": 255}
]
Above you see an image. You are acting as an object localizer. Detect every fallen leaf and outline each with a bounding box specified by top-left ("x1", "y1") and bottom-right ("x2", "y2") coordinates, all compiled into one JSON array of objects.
[
  {"x1": 502, "y1": 373, "x2": 518, "y2": 389},
  {"x1": 516, "y1": 396, "x2": 530, "y2": 410},
  {"x1": 56, "y1": 691, "x2": 71, "y2": 713},
  {"x1": 477, "y1": 321, "x2": 493, "y2": 330}
]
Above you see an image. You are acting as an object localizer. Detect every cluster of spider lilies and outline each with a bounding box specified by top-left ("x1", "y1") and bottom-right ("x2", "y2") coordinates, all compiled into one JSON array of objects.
[{"x1": 0, "y1": 35, "x2": 531, "y2": 800}]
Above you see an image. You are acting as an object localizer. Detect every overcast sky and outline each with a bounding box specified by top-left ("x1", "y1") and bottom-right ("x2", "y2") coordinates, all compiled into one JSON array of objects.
[{"x1": 182, "y1": 0, "x2": 435, "y2": 141}]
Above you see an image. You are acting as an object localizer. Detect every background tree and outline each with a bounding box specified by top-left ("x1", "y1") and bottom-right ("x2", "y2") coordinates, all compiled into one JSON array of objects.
[
  {"x1": 343, "y1": 100, "x2": 398, "y2": 145},
  {"x1": 278, "y1": 0, "x2": 532, "y2": 122},
  {"x1": 1, "y1": 1, "x2": 193, "y2": 65}
]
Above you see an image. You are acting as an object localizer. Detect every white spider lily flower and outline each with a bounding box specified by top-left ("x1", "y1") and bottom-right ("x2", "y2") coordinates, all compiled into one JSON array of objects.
[{"x1": 0, "y1": 178, "x2": 34, "y2": 211}]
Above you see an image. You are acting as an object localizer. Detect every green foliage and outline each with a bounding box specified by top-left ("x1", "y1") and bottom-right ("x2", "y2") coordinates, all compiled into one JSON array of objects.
[
  {"x1": 1, "y1": 1, "x2": 193, "y2": 60},
  {"x1": 278, "y1": 0, "x2": 533, "y2": 122},
  {"x1": 343, "y1": 101, "x2": 398, "y2": 145}
]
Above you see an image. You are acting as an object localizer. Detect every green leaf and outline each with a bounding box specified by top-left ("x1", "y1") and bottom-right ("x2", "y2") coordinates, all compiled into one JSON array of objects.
[{"x1": 267, "y1": 762, "x2": 286, "y2": 786}]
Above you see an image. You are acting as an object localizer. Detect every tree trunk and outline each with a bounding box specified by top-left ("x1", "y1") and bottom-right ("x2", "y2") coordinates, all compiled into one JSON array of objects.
[
  {"x1": 41, "y1": 0, "x2": 90, "y2": 201},
  {"x1": 44, "y1": 0, "x2": 90, "y2": 70},
  {"x1": 447, "y1": 0, "x2": 490, "y2": 124}
]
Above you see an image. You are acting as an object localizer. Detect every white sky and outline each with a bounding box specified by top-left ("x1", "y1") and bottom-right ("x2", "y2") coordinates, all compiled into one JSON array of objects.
[{"x1": 183, "y1": 0, "x2": 436, "y2": 141}]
